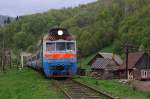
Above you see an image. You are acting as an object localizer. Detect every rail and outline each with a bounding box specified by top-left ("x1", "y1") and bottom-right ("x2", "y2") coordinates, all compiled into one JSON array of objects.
[
  {"x1": 52, "y1": 79, "x2": 118, "y2": 99},
  {"x1": 71, "y1": 79, "x2": 118, "y2": 99}
]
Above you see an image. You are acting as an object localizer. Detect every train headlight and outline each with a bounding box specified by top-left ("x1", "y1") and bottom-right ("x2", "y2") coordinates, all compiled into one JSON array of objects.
[{"x1": 58, "y1": 30, "x2": 63, "y2": 36}]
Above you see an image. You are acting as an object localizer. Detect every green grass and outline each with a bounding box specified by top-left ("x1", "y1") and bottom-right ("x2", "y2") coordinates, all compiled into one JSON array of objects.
[
  {"x1": 0, "y1": 67, "x2": 60, "y2": 99},
  {"x1": 74, "y1": 77, "x2": 150, "y2": 99}
]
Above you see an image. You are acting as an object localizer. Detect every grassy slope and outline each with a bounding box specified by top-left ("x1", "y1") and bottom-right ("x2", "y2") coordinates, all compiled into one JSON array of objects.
[
  {"x1": 75, "y1": 77, "x2": 150, "y2": 99},
  {"x1": 0, "y1": 67, "x2": 59, "y2": 99}
]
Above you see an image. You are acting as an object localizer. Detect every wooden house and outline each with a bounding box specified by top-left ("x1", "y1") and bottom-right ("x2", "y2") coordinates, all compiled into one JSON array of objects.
[
  {"x1": 118, "y1": 52, "x2": 150, "y2": 80},
  {"x1": 88, "y1": 52, "x2": 123, "y2": 79}
]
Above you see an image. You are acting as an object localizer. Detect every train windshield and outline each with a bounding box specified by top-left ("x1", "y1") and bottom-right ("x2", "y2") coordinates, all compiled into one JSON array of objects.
[
  {"x1": 46, "y1": 42, "x2": 75, "y2": 52},
  {"x1": 56, "y1": 42, "x2": 66, "y2": 51}
]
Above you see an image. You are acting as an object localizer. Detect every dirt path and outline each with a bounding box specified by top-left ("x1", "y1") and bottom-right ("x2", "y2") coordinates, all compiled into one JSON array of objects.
[{"x1": 131, "y1": 80, "x2": 150, "y2": 92}]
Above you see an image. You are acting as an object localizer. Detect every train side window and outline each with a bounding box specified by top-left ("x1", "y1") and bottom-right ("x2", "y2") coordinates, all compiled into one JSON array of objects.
[
  {"x1": 46, "y1": 42, "x2": 55, "y2": 51},
  {"x1": 67, "y1": 42, "x2": 75, "y2": 51}
]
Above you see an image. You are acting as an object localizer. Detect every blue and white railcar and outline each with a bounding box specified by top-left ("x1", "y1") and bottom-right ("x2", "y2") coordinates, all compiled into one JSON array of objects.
[{"x1": 27, "y1": 28, "x2": 77, "y2": 78}]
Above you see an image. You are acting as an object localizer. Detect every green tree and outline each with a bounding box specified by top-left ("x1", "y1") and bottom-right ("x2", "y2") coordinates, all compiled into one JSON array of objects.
[{"x1": 13, "y1": 32, "x2": 35, "y2": 51}]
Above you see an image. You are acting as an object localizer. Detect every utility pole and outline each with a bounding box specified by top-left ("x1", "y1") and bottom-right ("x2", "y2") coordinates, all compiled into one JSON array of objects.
[
  {"x1": 9, "y1": 49, "x2": 11, "y2": 69},
  {"x1": 2, "y1": 31, "x2": 5, "y2": 72},
  {"x1": 148, "y1": 48, "x2": 150, "y2": 66},
  {"x1": 125, "y1": 44, "x2": 129, "y2": 79},
  {"x1": 0, "y1": 49, "x2": 1, "y2": 69},
  {"x1": 145, "y1": 48, "x2": 150, "y2": 69},
  {"x1": 123, "y1": 42, "x2": 133, "y2": 79},
  {"x1": 21, "y1": 52, "x2": 24, "y2": 69},
  {"x1": 41, "y1": 35, "x2": 44, "y2": 68},
  {"x1": 2, "y1": 19, "x2": 7, "y2": 72},
  {"x1": 1, "y1": 45, "x2": 2, "y2": 69},
  {"x1": 148, "y1": 48, "x2": 150, "y2": 68},
  {"x1": 16, "y1": 55, "x2": 19, "y2": 69}
]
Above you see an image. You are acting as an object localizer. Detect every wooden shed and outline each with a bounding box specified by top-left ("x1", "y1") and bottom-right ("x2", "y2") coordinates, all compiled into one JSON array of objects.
[
  {"x1": 118, "y1": 52, "x2": 150, "y2": 80},
  {"x1": 89, "y1": 52, "x2": 123, "y2": 79}
]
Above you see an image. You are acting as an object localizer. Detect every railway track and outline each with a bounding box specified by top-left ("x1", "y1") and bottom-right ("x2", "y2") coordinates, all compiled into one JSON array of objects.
[{"x1": 53, "y1": 79, "x2": 118, "y2": 99}]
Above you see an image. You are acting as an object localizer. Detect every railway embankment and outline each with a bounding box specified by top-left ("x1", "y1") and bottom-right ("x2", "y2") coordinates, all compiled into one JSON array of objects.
[{"x1": 0, "y1": 67, "x2": 60, "y2": 99}]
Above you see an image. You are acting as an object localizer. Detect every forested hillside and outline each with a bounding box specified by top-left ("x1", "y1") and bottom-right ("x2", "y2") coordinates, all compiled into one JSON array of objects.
[
  {"x1": 0, "y1": 0, "x2": 149, "y2": 57},
  {"x1": 0, "y1": 15, "x2": 14, "y2": 26}
]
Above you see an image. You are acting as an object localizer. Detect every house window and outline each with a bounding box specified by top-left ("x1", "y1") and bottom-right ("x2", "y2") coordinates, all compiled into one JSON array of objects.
[{"x1": 141, "y1": 70, "x2": 147, "y2": 78}]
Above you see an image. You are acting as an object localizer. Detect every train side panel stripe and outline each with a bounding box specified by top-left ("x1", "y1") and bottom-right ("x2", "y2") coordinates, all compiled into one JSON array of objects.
[{"x1": 44, "y1": 53, "x2": 76, "y2": 58}]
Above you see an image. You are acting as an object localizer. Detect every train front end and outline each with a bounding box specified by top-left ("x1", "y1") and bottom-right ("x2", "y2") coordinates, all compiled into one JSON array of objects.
[{"x1": 43, "y1": 29, "x2": 77, "y2": 78}]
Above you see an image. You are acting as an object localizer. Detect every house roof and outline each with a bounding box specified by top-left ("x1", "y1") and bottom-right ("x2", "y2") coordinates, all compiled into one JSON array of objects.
[
  {"x1": 91, "y1": 58, "x2": 119, "y2": 70},
  {"x1": 120, "y1": 52, "x2": 145, "y2": 69},
  {"x1": 99, "y1": 52, "x2": 123, "y2": 65},
  {"x1": 91, "y1": 58, "x2": 111, "y2": 69},
  {"x1": 88, "y1": 52, "x2": 123, "y2": 66}
]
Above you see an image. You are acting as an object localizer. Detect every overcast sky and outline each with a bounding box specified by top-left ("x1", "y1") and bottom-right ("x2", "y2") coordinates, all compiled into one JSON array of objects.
[{"x1": 0, "y1": 0, "x2": 96, "y2": 17}]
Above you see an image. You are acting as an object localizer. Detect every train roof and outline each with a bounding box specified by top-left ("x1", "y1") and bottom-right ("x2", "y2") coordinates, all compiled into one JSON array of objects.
[{"x1": 43, "y1": 28, "x2": 74, "y2": 41}]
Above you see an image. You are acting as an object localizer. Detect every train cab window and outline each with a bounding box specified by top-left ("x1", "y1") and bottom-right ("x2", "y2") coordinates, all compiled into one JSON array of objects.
[
  {"x1": 56, "y1": 42, "x2": 66, "y2": 51},
  {"x1": 46, "y1": 42, "x2": 55, "y2": 51},
  {"x1": 67, "y1": 42, "x2": 75, "y2": 51}
]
